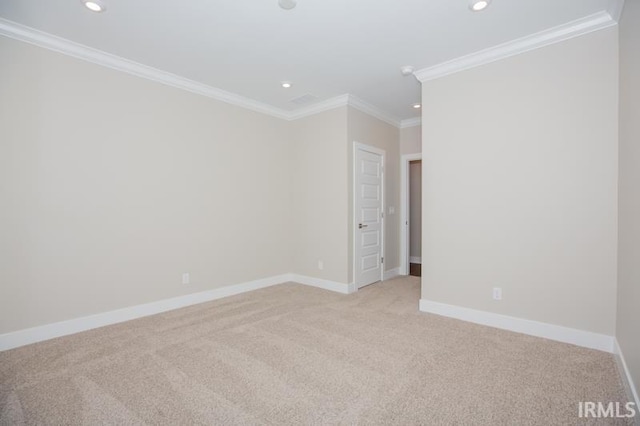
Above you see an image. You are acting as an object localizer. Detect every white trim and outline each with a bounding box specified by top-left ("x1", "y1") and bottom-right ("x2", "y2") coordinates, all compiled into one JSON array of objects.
[
  {"x1": 0, "y1": 19, "x2": 404, "y2": 128},
  {"x1": 290, "y1": 274, "x2": 356, "y2": 294},
  {"x1": 614, "y1": 339, "x2": 640, "y2": 408},
  {"x1": 289, "y1": 94, "x2": 403, "y2": 128},
  {"x1": 383, "y1": 268, "x2": 401, "y2": 281},
  {"x1": 419, "y1": 299, "x2": 614, "y2": 353},
  {"x1": 353, "y1": 142, "x2": 386, "y2": 288},
  {"x1": 0, "y1": 273, "x2": 361, "y2": 351},
  {"x1": 2, "y1": 12, "x2": 618, "y2": 127},
  {"x1": 0, "y1": 274, "x2": 291, "y2": 352},
  {"x1": 0, "y1": 18, "x2": 291, "y2": 121},
  {"x1": 400, "y1": 117, "x2": 422, "y2": 129},
  {"x1": 409, "y1": 257, "x2": 422, "y2": 264},
  {"x1": 400, "y1": 153, "x2": 423, "y2": 275},
  {"x1": 414, "y1": 11, "x2": 618, "y2": 83},
  {"x1": 348, "y1": 95, "x2": 401, "y2": 128},
  {"x1": 286, "y1": 94, "x2": 350, "y2": 120}
]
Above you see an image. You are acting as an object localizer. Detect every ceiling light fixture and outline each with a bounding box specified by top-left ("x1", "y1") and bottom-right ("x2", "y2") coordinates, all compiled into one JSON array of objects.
[
  {"x1": 412, "y1": 103, "x2": 421, "y2": 109},
  {"x1": 281, "y1": 81, "x2": 292, "y2": 88},
  {"x1": 469, "y1": 0, "x2": 491, "y2": 12},
  {"x1": 278, "y1": 0, "x2": 297, "y2": 10},
  {"x1": 81, "y1": 0, "x2": 106, "y2": 12}
]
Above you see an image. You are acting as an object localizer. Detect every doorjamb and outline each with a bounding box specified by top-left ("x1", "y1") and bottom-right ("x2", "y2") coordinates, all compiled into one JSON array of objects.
[
  {"x1": 400, "y1": 153, "x2": 422, "y2": 276},
  {"x1": 353, "y1": 141, "x2": 386, "y2": 288}
]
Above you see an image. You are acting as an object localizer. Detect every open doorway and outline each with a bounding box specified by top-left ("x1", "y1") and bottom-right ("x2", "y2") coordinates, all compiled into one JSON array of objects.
[
  {"x1": 400, "y1": 153, "x2": 422, "y2": 276},
  {"x1": 408, "y1": 160, "x2": 422, "y2": 276}
]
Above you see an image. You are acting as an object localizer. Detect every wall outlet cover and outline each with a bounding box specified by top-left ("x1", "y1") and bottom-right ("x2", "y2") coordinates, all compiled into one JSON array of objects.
[{"x1": 493, "y1": 287, "x2": 502, "y2": 300}]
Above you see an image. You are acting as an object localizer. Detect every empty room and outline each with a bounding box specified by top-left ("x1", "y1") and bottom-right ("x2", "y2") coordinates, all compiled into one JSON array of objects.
[{"x1": 1, "y1": 0, "x2": 638, "y2": 424}]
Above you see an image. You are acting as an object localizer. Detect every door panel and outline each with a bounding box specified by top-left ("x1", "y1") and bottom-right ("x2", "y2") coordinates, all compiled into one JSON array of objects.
[{"x1": 354, "y1": 146, "x2": 384, "y2": 288}]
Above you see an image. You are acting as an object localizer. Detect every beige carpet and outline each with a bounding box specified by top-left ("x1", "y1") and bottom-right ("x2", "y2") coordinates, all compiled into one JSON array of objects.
[{"x1": 0, "y1": 277, "x2": 631, "y2": 425}]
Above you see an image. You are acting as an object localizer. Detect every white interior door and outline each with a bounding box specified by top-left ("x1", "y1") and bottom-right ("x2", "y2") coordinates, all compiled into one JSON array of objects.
[{"x1": 354, "y1": 143, "x2": 384, "y2": 288}]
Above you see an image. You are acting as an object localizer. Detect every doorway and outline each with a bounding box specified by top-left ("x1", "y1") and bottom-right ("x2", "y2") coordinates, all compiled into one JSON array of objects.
[{"x1": 400, "y1": 153, "x2": 422, "y2": 276}]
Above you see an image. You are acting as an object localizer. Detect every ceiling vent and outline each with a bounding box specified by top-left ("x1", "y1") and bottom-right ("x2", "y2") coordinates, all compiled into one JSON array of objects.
[{"x1": 289, "y1": 94, "x2": 319, "y2": 105}]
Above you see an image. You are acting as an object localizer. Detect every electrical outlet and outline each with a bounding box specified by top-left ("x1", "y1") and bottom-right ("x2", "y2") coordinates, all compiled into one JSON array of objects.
[
  {"x1": 318, "y1": 260, "x2": 324, "y2": 270},
  {"x1": 492, "y1": 287, "x2": 502, "y2": 300},
  {"x1": 182, "y1": 272, "x2": 190, "y2": 285}
]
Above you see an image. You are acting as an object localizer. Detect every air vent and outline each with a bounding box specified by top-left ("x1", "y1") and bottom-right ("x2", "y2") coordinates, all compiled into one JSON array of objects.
[{"x1": 289, "y1": 94, "x2": 319, "y2": 105}]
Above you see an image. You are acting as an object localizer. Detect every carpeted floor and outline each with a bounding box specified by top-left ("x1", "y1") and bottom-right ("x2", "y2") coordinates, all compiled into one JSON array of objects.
[{"x1": 0, "y1": 276, "x2": 631, "y2": 425}]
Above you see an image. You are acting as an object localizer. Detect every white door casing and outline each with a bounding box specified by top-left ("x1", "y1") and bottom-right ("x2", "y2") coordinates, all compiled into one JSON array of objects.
[{"x1": 354, "y1": 142, "x2": 385, "y2": 288}]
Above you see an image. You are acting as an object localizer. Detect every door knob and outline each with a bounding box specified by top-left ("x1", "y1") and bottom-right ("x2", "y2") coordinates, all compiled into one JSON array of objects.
[{"x1": 359, "y1": 223, "x2": 368, "y2": 229}]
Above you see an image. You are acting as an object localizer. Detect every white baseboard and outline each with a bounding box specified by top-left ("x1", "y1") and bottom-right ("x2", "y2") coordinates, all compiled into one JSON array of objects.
[
  {"x1": 0, "y1": 274, "x2": 292, "y2": 352},
  {"x1": 289, "y1": 273, "x2": 355, "y2": 294},
  {"x1": 0, "y1": 273, "x2": 360, "y2": 351},
  {"x1": 409, "y1": 257, "x2": 422, "y2": 264},
  {"x1": 614, "y1": 339, "x2": 640, "y2": 409},
  {"x1": 383, "y1": 267, "x2": 401, "y2": 281},
  {"x1": 419, "y1": 299, "x2": 614, "y2": 353}
]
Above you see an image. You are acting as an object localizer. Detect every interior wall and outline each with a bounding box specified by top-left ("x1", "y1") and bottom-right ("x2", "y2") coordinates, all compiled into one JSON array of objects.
[
  {"x1": 400, "y1": 125, "x2": 422, "y2": 155},
  {"x1": 347, "y1": 107, "x2": 401, "y2": 279},
  {"x1": 0, "y1": 37, "x2": 293, "y2": 334},
  {"x1": 1, "y1": 34, "x2": 406, "y2": 336},
  {"x1": 617, "y1": 0, "x2": 640, "y2": 391},
  {"x1": 409, "y1": 161, "x2": 422, "y2": 261},
  {"x1": 290, "y1": 107, "x2": 350, "y2": 283},
  {"x1": 420, "y1": 27, "x2": 619, "y2": 335}
]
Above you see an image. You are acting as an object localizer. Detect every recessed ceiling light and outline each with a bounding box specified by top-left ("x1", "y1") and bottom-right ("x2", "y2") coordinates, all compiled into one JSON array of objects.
[
  {"x1": 281, "y1": 81, "x2": 292, "y2": 88},
  {"x1": 469, "y1": 0, "x2": 491, "y2": 12},
  {"x1": 278, "y1": 0, "x2": 297, "y2": 10},
  {"x1": 81, "y1": 0, "x2": 106, "y2": 12},
  {"x1": 412, "y1": 103, "x2": 421, "y2": 109}
]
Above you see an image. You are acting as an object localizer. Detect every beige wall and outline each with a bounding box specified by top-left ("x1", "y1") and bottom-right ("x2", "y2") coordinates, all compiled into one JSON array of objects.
[
  {"x1": 290, "y1": 106, "x2": 402, "y2": 284},
  {"x1": 421, "y1": 27, "x2": 619, "y2": 335},
  {"x1": 617, "y1": 0, "x2": 640, "y2": 390},
  {"x1": 401, "y1": 125, "x2": 421, "y2": 155},
  {"x1": 291, "y1": 107, "x2": 350, "y2": 283},
  {"x1": 0, "y1": 36, "x2": 405, "y2": 334},
  {"x1": 409, "y1": 161, "x2": 422, "y2": 260},
  {"x1": 347, "y1": 107, "x2": 401, "y2": 278},
  {"x1": 291, "y1": 106, "x2": 401, "y2": 284},
  {"x1": 0, "y1": 37, "x2": 293, "y2": 334}
]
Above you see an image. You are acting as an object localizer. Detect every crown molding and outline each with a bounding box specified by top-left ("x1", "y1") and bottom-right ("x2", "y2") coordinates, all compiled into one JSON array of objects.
[
  {"x1": 286, "y1": 94, "x2": 350, "y2": 120},
  {"x1": 0, "y1": 9, "x2": 622, "y2": 128},
  {"x1": 414, "y1": 11, "x2": 618, "y2": 83},
  {"x1": 0, "y1": 18, "x2": 412, "y2": 127},
  {"x1": 400, "y1": 117, "x2": 421, "y2": 128},
  {"x1": 0, "y1": 18, "x2": 291, "y2": 120},
  {"x1": 283, "y1": 94, "x2": 404, "y2": 129},
  {"x1": 346, "y1": 95, "x2": 401, "y2": 128}
]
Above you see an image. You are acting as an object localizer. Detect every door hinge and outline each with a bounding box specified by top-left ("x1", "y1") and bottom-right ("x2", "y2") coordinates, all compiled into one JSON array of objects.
[
  {"x1": 381, "y1": 257, "x2": 384, "y2": 264},
  {"x1": 381, "y1": 212, "x2": 384, "y2": 218}
]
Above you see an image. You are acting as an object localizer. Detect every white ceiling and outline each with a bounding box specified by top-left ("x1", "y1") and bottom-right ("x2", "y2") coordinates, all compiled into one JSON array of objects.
[{"x1": 0, "y1": 0, "x2": 620, "y2": 123}]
